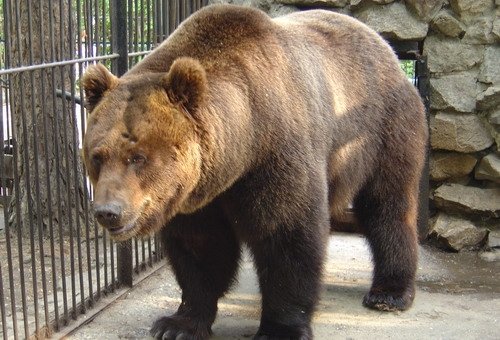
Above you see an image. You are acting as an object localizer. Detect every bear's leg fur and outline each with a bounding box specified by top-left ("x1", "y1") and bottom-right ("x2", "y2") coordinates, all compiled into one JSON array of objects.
[
  {"x1": 249, "y1": 214, "x2": 329, "y2": 339},
  {"x1": 354, "y1": 166, "x2": 420, "y2": 312},
  {"x1": 151, "y1": 203, "x2": 240, "y2": 340}
]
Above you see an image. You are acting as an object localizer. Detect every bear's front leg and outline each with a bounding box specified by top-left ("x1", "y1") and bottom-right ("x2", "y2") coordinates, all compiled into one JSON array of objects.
[
  {"x1": 249, "y1": 219, "x2": 329, "y2": 340},
  {"x1": 151, "y1": 206, "x2": 240, "y2": 340}
]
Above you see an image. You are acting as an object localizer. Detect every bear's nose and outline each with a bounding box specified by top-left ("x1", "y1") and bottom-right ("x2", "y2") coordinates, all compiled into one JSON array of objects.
[{"x1": 94, "y1": 202, "x2": 122, "y2": 229}]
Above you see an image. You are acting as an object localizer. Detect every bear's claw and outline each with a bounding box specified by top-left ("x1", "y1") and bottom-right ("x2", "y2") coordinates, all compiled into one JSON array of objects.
[
  {"x1": 363, "y1": 289, "x2": 414, "y2": 312},
  {"x1": 150, "y1": 316, "x2": 211, "y2": 340}
]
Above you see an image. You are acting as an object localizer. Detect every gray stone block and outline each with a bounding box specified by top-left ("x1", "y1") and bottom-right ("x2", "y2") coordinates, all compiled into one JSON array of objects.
[
  {"x1": 430, "y1": 112, "x2": 494, "y2": 152},
  {"x1": 475, "y1": 153, "x2": 500, "y2": 183},
  {"x1": 429, "y1": 213, "x2": 489, "y2": 251},
  {"x1": 430, "y1": 71, "x2": 479, "y2": 113},
  {"x1": 431, "y1": 10, "x2": 466, "y2": 37},
  {"x1": 423, "y1": 35, "x2": 484, "y2": 73},
  {"x1": 354, "y1": 1, "x2": 428, "y2": 40},
  {"x1": 433, "y1": 183, "x2": 500, "y2": 218},
  {"x1": 430, "y1": 152, "x2": 478, "y2": 181},
  {"x1": 478, "y1": 45, "x2": 500, "y2": 85}
]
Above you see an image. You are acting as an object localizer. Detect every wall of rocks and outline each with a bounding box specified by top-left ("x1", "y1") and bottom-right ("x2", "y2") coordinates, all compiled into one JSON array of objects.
[{"x1": 210, "y1": 0, "x2": 500, "y2": 252}]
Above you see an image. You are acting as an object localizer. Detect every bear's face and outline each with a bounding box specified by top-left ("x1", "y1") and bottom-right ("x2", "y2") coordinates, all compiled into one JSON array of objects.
[{"x1": 82, "y1": 58, "x2": 207, "y2": 240}]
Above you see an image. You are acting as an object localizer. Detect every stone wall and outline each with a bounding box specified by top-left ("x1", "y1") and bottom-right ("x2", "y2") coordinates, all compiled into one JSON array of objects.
[{"x1": 210, "y1": 0, "x2": 500, "y2": 251}]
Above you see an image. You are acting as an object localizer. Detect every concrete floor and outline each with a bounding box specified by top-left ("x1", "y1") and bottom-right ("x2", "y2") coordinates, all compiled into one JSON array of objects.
[{"x1": 68, "y1": 233, "x2": 499, "y2": 339}]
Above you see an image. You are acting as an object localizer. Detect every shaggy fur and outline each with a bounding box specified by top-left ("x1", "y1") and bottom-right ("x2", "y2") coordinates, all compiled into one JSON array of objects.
[{"x1": 82, "y1": 4, "x2": 427, "y2": 339}]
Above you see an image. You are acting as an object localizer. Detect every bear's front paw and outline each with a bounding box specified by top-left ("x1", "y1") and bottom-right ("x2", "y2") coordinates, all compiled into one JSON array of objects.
[
  {"x1": 254, "y1": 335, "x2": 310, "y2": 340},
  {"x1": 150, "y1": 316, "x2": 211, "y2": 340},
  {"x1": 363, "y1": 288, "x2": 414, "y2": 312},
  {"x1": 254, "y1": 321, "x2": 312, "y2": 340}
]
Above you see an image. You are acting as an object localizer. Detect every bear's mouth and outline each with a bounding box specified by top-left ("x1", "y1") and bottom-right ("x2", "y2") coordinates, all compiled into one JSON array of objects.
[
  {"x1": 107, "y1": 217, "x2": 138, "y2": 239},
  {"x1": 107, "y1": 218, "x2": 137, "y2": 237}
]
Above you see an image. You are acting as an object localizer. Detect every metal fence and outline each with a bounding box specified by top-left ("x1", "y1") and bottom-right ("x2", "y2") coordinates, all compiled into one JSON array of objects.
[{"x1": 0, "y1": 1, "x2": 207, "y2": 339}]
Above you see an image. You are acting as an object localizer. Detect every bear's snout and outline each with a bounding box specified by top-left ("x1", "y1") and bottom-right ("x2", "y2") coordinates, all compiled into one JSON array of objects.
[{"x1": 94, "y1": 202, "x2": 122, "y2": 229}]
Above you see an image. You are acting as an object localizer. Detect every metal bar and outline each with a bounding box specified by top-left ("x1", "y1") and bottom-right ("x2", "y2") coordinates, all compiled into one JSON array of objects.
[
  {"x1": 91, "y1": 0, "x2": 102, "y2": 289},
  {"x1": 114, "y1": 0, "x2": 129, "y2": 76},
  {"x1": 127, "y1": 50, "x2": 151, "y2": 58},
  {"x1": 148, "y1": 236, "x2": 153, "y2": 267},
  {"x1": 50, "y1": 1, "x2": 67, "y2": 332},
  {"x1": 67, "y1": 0, "x2": 87, "y2": 317},
  {"x1": 0, "y1": 54, "x2": 120, "y2": 76},
  {"x1": 0, "y1": 263, "x2": 7, "y2": 339},
  {"x1": 12, "y1": 0, "x2": 34, "y2": 336},
  {"x1": 57, "y1": 0, "x2": 78, "y2": 321},
  {"x1": 142, "y1": 237, "x2": 146, "y2": 269},
  {"x1": 103, "y1": 231, "x2": 109, "y2": 290},
  {"x1": 77, "y1": 0, "x2": 95, "y2": 311},
  {"x1": 26, "y1": 0, "x2": 48, "y2": 336},
  {"x1": 416, "y1": 52, "x2": 430, "y2": 241},
  {"x1": 37, "y1": 1, "x2": 59, "y2": 333},
  {"x1": 146, "y1": 0, "x2": 151, "y2": 50},
  {"x1": 110, "y1": 239, "x2": 116, "y2": 291},
  {"x1": 111, "y1": 0, "x2": 134, "y2": 287},
  {"x1": 134, "y1": 238, "x2": 139, "y2": 272},
  {"x1": 1, "y1": 2, "x2": 20, "y2": 338}
]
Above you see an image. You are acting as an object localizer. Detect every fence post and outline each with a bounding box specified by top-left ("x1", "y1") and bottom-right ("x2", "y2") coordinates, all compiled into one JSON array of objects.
[
  {"x1": 416, "y1": 54, "x2": 430, "y2": 241},
  {"x1": 111, "y1": 0, "x2": 133, "y2": 287}
]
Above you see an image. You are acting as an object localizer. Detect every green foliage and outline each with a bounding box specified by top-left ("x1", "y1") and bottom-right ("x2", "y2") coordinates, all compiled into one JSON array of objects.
[{"x1": 400, "y1": 60, "x2": 415, "y2": 80}]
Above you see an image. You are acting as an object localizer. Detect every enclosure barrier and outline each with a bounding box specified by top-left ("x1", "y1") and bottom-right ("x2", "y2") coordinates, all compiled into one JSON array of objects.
[{"x1": 0, "y1": 1, "x2": 207, "y2": 339}]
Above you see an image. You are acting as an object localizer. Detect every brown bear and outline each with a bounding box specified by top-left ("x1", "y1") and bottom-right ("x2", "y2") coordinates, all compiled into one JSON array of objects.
[{"x1": 81, "y1": 4, "x2": 427, "y2": 340}]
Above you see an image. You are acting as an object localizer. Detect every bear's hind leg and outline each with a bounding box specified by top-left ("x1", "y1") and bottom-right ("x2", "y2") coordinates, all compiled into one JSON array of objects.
[
  {"x1": 151, "y1": 205, "x2": 240, "y2": 340},
  {"x1": 354, "y1": 175, "x2": 419, "y2": 312}
]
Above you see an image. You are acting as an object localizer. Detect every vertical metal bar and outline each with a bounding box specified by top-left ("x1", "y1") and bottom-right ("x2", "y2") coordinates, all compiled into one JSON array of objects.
[
  {"x1": 77, "y1": 0, "x2": 95, "y2": 309},
  {"x1": 94, "y1": 0, "x2": 99, "y2": 57},
  {"x1": 56, "y1": 0, "x2": 78, "y2": 321},
  {"x1": 89, "y1": 0, "x2": 101, "y2": 300},
  {"x1": 66, "y1": 0, "x2": 87, "y2": 316},
  {"x1": 0, "y1": 263, "x2": 7, "y2": 338},
  {"x1": 148, "y1": 236, "x2": 153, "y2": 266},
  {"x1": 416, "y1": 54, "x2": 430, "y2": 241},
  {"x1": 112, "y1": 0, "x2": 129, "y2": 76},
  {"x1": 140, "y1": 0, "x2": 145, "y2": 54},
  {"x1": 111, "y1": 0, "x2": 133, "y2": 287},
  {"x1": 134, "y1": 0, "x2": 139, "y2": 65},
  {"x1": 36, "y1": 0, "x2": 60, "y2": 332},
  {"x1": 146, "y1": 0, "x2": 151, "y2": 50},
  {"x1": 0, "y1": 72, "x2": 9, "y2": 340},
  {"x1": 142, "y1": 237, "x2": 146, "y2": 268},
  {"x1": 134, "y1": 238, "x2": 139, "y2": 272},
  {"x1": 11, "y1": 0, "x2": 35, "y2": 336},
  {"x1": 110, "y1": 239, "x2": 115, "y2": 290},
  {"x1": 103, "y1": 231, "x2": 108, "y2": 289},
  {"x1": 1, "y1": 1, "x2": 20, "y2": 337},
  {"x1": 155, "y1": 0, "x2": 162, "y2": 43},
  {"x1": 45, "y1": 0, "x2": 69, "y2": 326},
  {"x1": 26, "y1": 1, "x2": 50, "y2": 336}
]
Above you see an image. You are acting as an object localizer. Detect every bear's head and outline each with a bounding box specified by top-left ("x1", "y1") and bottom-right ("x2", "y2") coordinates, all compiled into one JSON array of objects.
[{"x1": 81, "y1": 58, "x2": 207, "y2": 240}]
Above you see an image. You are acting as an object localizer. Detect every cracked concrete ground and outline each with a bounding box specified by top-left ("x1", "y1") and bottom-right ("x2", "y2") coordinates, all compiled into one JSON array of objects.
[{"x1": 68, "y1": 233, "x2": 499, "y2": 339}]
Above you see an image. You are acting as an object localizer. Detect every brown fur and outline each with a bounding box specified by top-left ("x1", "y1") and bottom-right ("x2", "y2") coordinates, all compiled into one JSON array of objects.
[{"x1": 82, "y1": 4, "x2": 427, "y2": 339}]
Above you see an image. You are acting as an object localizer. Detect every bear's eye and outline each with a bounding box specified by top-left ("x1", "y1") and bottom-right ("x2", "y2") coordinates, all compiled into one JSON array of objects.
[
  {"x1": 128, "y1": 154, "x2": 146, "y2": 165},
  {"x1": 91, "y1": 154, "x2": 103, "y2": 170}
]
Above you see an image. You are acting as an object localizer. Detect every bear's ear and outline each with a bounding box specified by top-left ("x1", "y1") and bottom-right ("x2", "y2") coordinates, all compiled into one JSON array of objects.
[
  {"x1": 163, "y1": 57, "x2": 207, "y2": 116},
  {"x1": 81, "y1": 64, "x2": 118, "y2": 112}
]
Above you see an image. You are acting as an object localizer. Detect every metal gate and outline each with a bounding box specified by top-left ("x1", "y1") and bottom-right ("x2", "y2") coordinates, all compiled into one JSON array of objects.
[{"x1": 0, "y1": 1, "x2": 207, "y2": 339}]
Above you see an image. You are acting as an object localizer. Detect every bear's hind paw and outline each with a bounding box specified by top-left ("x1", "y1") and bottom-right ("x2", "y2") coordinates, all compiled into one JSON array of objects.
[{"x1": 362, "y1": 289, "x2": 414, "y2": 312}]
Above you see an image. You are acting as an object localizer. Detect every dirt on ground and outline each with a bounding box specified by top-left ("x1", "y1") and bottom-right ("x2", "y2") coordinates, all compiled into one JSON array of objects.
[{"x1": 66, "y1": 233, "x2": 500, "y2": 339}]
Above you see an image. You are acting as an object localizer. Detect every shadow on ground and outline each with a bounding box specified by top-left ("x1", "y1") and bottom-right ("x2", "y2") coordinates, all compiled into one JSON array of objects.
[{"x1": 68, "y1": 233, "x2": 500, "y2": 339}]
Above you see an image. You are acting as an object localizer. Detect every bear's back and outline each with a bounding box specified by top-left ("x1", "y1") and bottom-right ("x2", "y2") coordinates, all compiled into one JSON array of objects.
[{"x1": 128, "y1": 5, "x2": 277, "y2": 75}]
